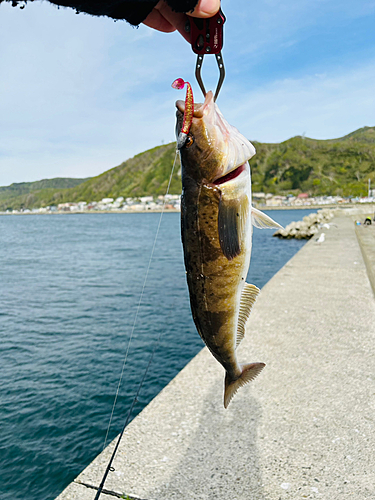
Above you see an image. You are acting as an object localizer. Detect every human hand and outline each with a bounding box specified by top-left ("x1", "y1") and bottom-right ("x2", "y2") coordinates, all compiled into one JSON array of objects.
[{"x1": 143, "y1": 0, "x2": 221, "y2": 42}]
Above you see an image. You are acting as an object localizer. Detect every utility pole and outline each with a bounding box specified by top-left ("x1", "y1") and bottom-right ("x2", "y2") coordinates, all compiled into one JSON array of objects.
[{"x1": 369, "y1": 178, "x2": 371, "y2": 198}]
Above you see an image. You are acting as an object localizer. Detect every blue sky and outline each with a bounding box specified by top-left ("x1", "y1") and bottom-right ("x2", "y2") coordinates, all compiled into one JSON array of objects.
[{"x1": 0, "y1": 0, "x2": 374, "y2": 186}]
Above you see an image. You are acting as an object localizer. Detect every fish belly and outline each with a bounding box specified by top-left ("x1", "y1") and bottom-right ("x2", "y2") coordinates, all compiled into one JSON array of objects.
[{"x1": 181, "y1": 180, "x2": 251, "y2": 377}]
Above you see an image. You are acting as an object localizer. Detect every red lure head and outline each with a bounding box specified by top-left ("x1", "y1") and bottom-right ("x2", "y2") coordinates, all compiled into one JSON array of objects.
[{"x1": 172, "y1": 78, "x2": 194, "y2": 149}]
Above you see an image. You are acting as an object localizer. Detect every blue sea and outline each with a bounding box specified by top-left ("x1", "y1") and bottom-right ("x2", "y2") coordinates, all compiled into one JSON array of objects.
[{"x1": 0, "y1": 210, "x2": 315, "y2": 500}]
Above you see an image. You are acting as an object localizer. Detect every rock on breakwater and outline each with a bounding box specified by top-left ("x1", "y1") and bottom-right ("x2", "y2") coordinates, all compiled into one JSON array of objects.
[{"x1": 273, "y1": 208, "x2": 335, "y2": 239}]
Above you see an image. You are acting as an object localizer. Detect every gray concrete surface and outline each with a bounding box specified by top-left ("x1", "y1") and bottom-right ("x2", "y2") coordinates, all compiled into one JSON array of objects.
[{"x1": 56, "y1": 213, "x2": 375, "y2": 500}]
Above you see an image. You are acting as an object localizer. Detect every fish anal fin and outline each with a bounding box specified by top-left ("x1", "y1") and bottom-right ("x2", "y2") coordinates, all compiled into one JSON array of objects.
[
  {"x1": 224, "y1": 362, "x2": 265, "y2": 408},
  {"x1": 237, "y1": 283, "x2": 260, "y2": 347},
  {"x1": 252, "y1": 207, "x2": 283, "y2": 229},
  {"x1": 218, "y1": 195, "x2": 249, "y2": 260}
]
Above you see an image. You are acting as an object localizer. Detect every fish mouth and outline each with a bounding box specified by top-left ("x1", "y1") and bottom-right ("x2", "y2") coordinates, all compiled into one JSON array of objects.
[
  {"x1": 213, "y1": 163, "x2": 246, "y2": 185},
  {"x1": 176, "y1": 91, "x2": 255, "y2": 179},
  {"x1": 176, "y1": 91, "x2": 213, "y2": 118}
]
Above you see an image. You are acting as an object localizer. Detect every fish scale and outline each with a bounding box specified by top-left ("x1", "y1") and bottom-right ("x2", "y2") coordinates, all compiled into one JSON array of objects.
[
  {"x1": 176, "y1": 90, "x2": 282, "y2": 407},
  {"x1": 183, "y1": 184, "x2": 239, "y2": 372}
]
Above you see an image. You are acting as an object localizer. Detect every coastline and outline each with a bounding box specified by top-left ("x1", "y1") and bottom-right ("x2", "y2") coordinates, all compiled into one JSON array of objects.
[{"x1": 1, "y1": 203, "x2": 375, "y2": 216}]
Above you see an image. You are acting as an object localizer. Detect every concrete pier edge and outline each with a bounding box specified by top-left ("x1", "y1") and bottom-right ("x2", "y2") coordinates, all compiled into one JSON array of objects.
[
  {"x1": 355, "y1": 224, "x2": 375, "y2": 297},
  {"x1": 56, "y1": 208, "x2": 375, "y2": 500}
]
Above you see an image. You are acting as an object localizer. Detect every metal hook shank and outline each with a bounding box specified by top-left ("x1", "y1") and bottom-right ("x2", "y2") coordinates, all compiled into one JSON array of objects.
[
  {"x1": 195, "y1": 52, "x2": 225, "y2": 102},
  {"x1": 195, "y1": 54, "x2": 206, "y2": 98},
  {"x1": 214, "y1": 52, "x2": 225, "y2": 102}
]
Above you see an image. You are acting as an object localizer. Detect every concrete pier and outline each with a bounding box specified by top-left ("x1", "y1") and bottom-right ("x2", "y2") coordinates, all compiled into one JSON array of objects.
[{"x1": 56, "y1": 212, "x2": 375, "y2": 500}]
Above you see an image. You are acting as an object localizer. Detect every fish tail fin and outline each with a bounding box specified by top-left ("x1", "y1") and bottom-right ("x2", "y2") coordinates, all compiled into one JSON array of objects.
[{"x1": 224, "y1": 362, "x2": 265, "y2": 408}]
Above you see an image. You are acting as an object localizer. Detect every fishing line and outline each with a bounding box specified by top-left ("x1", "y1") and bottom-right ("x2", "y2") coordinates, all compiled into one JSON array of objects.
[
  {"x1": 102, "y1": 148, "x2": 179, "y2": 451},
  {"x1": 95, "y1": 149, "x2": 179, "y2": 500}
]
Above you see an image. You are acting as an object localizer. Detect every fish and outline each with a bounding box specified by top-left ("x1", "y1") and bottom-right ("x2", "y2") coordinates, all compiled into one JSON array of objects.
[{"x1": 175, "y1": 90, "x2": 281, "y2": 408}]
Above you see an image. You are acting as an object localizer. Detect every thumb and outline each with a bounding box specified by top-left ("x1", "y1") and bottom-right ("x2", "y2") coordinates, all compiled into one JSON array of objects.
[{"x1": 189, "y1": 0, "x2": 221, "y2": 18}]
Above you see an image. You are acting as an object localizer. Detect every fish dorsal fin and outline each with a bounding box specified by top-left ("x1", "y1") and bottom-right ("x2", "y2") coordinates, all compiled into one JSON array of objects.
[
  {"x1": 218, "y1": 195, "x2": 249, "y2": 261},
  {"x1": 237, "y1": 283, "x2": 260, "y2": 347},
  {"x1": 252, "y1": 207, "x2": 283, "y2": 229}
]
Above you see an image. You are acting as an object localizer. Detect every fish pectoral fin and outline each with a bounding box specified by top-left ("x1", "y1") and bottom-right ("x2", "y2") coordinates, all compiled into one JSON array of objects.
[
  {"x1": 218, "y1": 195, "x2": 249, "y2": 260},
  {"x1": 224, "y1": 362, "x2": 265, "y2": 408},
  {"x1": 237, "y1": 283, "x2": 260, "y2": 347},
  {"x1": 251, "y1": 207, "x2": 283, "y2": 229}
]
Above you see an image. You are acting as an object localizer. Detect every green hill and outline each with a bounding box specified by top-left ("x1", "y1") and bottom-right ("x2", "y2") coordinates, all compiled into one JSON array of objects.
[
  {"x1": 0, "y1": 177, "x2": 89, "y2": 211},
  {"x1": 251, "y1": 126, "x2": 375, "y2": 196},
  {"x1": 0, "y1": 143, "x2": 181, "y2": 211},
  {"x1": 1, "y1": 126, "x2": 374, "y2": 211}
]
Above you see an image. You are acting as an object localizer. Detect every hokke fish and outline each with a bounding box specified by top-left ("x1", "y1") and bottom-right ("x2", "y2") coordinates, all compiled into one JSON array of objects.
[{"x1": 175, "y1": 90, "x2": 281, "y2": 408}]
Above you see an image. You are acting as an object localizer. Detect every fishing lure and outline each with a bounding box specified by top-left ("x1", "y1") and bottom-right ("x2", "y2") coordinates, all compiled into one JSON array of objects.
[{"x1": 171, "y1": 78, "x2": 194, "y2": 149}]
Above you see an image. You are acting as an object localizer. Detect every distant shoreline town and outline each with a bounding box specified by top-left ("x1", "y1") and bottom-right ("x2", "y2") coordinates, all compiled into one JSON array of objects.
[{"x1": 1, "y1": 192, "x2": 375, "y2": 215}]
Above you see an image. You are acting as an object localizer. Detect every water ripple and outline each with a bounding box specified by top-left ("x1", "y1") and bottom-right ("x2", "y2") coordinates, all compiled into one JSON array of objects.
[{"x1": 0, "y1": 210, "x2": 314, "y2": 500}]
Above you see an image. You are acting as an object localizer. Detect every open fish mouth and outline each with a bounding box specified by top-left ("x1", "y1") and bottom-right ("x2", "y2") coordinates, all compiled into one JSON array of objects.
[
  {"x1": 205, "y1": 106, "x2": 255, "y2": 179},
  {"x1": 177, "y1": 91, "x2": 255, "y2": 179},
  {"x1": 175, "y1": 95, "x2": 207, "y2": 118},
  {"x1": 213, "y1": 163, "x2": 247, "y2": 185}
]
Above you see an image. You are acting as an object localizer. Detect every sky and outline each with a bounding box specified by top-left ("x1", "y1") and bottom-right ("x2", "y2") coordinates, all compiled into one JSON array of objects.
[{"x1": 0, "y1": 0, "x2": 374, "y2": 186}]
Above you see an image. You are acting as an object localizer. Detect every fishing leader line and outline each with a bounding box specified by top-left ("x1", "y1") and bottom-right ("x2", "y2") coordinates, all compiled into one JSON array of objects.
[{"x1": 94, "y1": 149, "x2": 179, "y2": 500}]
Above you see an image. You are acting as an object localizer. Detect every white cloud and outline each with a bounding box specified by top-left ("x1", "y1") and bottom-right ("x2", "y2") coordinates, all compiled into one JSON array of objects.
[{"x1": 220, "y1": 59, "x2": 375, "y2": 143}]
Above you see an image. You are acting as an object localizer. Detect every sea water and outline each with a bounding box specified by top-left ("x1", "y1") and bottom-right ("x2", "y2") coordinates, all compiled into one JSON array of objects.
[{"x1": 0, "y1": 209, "x2": 315, "y2": 500}]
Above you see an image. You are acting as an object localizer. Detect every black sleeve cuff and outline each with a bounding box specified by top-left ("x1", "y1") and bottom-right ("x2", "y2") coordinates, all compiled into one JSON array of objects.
[
  {"x1": 164, "y1": 0, "x2": 199, "y2": 14},
  {"x1": 3, "y1": 0, "x2": 200, "y2": 25},
  {"x1": 46, "y1": 0, "x2": 159, "y2": 24}
]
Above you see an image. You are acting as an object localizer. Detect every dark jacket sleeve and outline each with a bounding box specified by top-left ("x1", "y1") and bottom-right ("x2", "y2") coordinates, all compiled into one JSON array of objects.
[{"x1": 3, "y1": 0, "x2": 200, "y2": 25}]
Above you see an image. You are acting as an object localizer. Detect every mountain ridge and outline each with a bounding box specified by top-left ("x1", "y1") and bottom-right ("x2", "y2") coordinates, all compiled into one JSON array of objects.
[{"x1": 1, "y1": 126, "x2": 374, "y2": 210}]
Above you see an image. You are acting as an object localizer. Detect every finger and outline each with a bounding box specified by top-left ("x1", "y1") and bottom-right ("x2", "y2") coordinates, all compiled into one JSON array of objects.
[
  {"x1": 143, "y1": 8, "x2": 176, "y2": 33},
  {"x1": 155, "y1": 2, "x2": 191, "y2": 42},
  {"x1": 189, "y1": 0, "x2": 220, "y2": 18}
]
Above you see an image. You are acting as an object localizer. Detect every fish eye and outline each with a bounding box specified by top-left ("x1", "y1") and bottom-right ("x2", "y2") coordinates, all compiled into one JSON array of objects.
[{"x1": 184, "y1": 135, "x2": 194, "y2": 148}]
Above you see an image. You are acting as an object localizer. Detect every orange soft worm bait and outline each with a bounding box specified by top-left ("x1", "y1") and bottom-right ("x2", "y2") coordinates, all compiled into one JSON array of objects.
[{"x1": 172, "y1": 78, "x2": 194, "y2": 149}]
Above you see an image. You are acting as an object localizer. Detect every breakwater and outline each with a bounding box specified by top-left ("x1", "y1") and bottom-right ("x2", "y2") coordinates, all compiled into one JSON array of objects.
[
  {"x1": 56, "y1": 210, "x2": 375, "y2": 500},
  {"x1": 273, "y1": 208, "x2": 335, "y2": 239}
]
